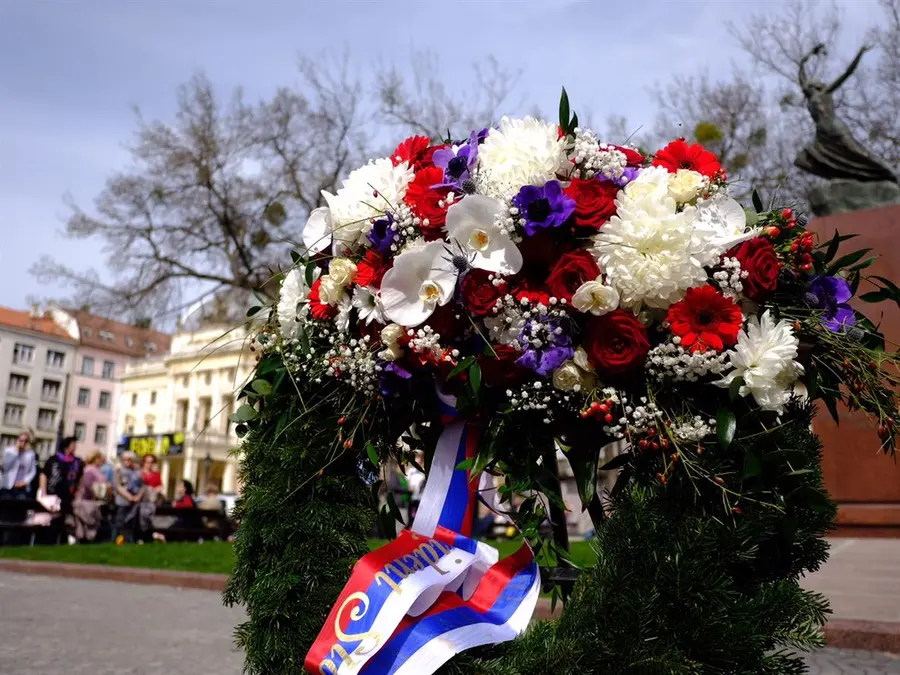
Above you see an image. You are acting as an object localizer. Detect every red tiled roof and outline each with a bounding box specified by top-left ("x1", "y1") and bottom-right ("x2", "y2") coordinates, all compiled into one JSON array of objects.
[
  {"x1": 69, "y1": 310, "x2": 172, "y2": 357},
  {"x1": 0, "y1": 306, "x2": 75, "y2": 341}
]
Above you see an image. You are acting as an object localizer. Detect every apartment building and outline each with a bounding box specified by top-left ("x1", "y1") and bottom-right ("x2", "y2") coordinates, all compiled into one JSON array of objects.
[
  {"x1": 47, "y1": 305, "x2": 171, "y2": 458},
  {"x1": 119, "y1": 311, "x2": 253, "y2": 497},
  {"x1": 0, "y1": 306, "x2": 77, "y2": 457}
]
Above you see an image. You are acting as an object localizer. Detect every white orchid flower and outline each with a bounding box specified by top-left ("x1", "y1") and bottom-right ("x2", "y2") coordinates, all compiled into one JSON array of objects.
[
  {"x1": 380, "y1": 240, "x2": 459, "y2": 327},
  {"x1": 444, "y1": 195, "x2": 523, "y2": 275}
]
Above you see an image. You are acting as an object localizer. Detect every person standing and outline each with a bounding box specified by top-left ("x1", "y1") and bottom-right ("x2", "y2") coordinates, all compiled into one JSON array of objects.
[
  {"x1": 113, "y1": 452, "x2": 144, "y2": 543},
  {"x1": 1, "y1": 432, "x2": 37, "y2": 499},
  {"x1": 39, "y1": 437, "x2": 84, "y2": 544},
  {"x1": 73, "y1": 451, "x2": 111, "y2": 543}
]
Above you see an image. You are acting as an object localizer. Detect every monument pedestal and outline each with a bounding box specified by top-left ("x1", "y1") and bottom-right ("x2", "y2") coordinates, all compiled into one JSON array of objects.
[{"x1": 809, "y1": 205, "x2": 900, "y2": 537}]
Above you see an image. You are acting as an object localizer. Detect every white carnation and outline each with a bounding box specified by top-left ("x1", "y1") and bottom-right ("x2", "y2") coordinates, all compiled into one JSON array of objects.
[
  {"x1": 478, "y1": 116, "x2": 568, "y2": 199},
  {"x1": 328, "y1": 258, "x2": 358, "y2": 286},
  {"x1": 318, "y1": 275, "x2": 345, "y2": 306},
  {"x1": 667, "y1": 169, "x2": 707, "y2": 203},
  {"x1": 322, "y1": 158, "x2": 414, "y2": 249},
  {"x1": 716, "y1": 311, "x2": 804, "y2": 414},
  {"x1": 277, "y1": 267, "x2": 319, "y2": 339}
]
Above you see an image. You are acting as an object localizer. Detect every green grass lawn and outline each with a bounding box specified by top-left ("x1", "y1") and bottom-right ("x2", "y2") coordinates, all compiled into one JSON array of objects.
[{"x1": 0, "y1": 538, "x2": 597, "y2": 575}]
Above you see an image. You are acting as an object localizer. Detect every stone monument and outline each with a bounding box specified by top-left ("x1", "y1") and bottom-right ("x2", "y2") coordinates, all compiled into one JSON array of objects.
[{"x1": 795, "y1": 44, "x2": 900, "y2": 216}]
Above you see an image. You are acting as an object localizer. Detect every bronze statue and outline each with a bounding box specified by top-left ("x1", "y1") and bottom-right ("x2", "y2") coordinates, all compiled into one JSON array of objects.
[{"x1": 795, "y1": 44, "x2": 897, "y2": 183}]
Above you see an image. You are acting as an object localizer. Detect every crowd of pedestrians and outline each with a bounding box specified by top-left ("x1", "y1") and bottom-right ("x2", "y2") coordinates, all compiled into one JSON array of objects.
[{"x1": 0, "y1": 432, "x2": 224, "y2": 545}]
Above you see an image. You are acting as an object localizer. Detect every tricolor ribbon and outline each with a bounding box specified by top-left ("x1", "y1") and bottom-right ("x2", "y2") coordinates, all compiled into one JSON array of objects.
[{"x1": 305, "y1": 391, "x2": 540, "y2": 675}]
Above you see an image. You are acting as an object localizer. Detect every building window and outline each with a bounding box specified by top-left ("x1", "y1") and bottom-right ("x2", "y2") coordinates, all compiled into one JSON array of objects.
[
  {"x1": 226, "y1": 368, "x2": 235, "y2": 382},
  {"x1": 126, "y1": 425, "x2": 135, "y2": 435},
  {"x1": 41, "y1": 379, "x2": 61, "y2": 402},
  {"x1": 144, "y1": 341, "x2": 157, "y2": 352},
  {"x1": 73, "y1": 422, "x2": 86, "y2": 441},
  {"x1": 204, "y1": 371, "x2": 212, "y2": 385},
  {"x1": 182, "y1": 376, "x2": 189, "y2": 387},
  {"x1": 150, "y1": 391, "x2": 157, "y2": 404},
  {"x1": 81, "y1": 356, "x2": 94, "y2": 376},
  {"x1": 98, "y1": 330, "x2": 115, "y2": 341},
  {"x1": 102, "y1": 360, "x2": 115, "y2": 379},
  {"x1": 146, "y1": 424, "x2": 154, "y2": 434},
  {"x1": 7, "y1": 373, "x2": 29, "y2": 396},
  {"x1": 176, "y1": 399, "x2": 189, "y2": 430},
  {"x1": 46, "y1": 350, "x2": 66, "y2": 369},
  {"x1": 13, "y1": 343, "x2": 34, "y2": 365},
  {"x1": 37, "y1": 408, "x2": 56, "y2": 431},
  {"x1": 131, "y1": 392, "x2": 138, "y2": 406},
  {"x1": 82, "y1": 327, "x2": 92, "y2": 337},
  {"x1": 94, "y1": 425, "x2": 108, "y2": 444},
  {"x1": 77, "y1": 388, "x2": 90, "y2": 406},
  {"x1": 33, "y1": 438, "x2": 54, "y2": 457},
  {"x1": 125, "y1": 336, "x2": 134, "y2": 347},
  {"x1": 3, "y1": 403, "x2": 25, "y2": 426},
  {"x1": 98, "y1": 391, "x2": 111, "y2": 410}
]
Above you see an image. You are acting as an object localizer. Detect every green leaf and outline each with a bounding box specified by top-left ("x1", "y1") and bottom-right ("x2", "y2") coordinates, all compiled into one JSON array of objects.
[
  {"x1": 599, "y1": 452, "x2": 633, "y2": 472},
  {"x1": 231, "y1": 404, "x2": 258, "y2": 423},
  {"x1": 728, "y1": 376, "x2": 745, "y2": 403},
  {"x1": 378, "y1": 504, "x2": 397, "y2": 539},
  {"x1": 447, "y1": 355, "x2": 475, "y2": 379},
  {"x1": 744, "y1": 208, "x2": 759, "y2": 227},
  {"x1": 751, "y1": 189, "x2": 763, "y2": 213},
  {"x1": 304, "y1": 261, "x2": 317, "y2": 288},
  {"x1": 366, "y1": 442, "x2": 378, "y2": 466},
  {"x1": 290, "y1": 249, "x2": 303, "y2": 265},
  {"x1": 386, "y1": 491, "x2": 406, "y2": 527},
  {"x1": 559, "y1": 87, "x2": 570, "y2": 135},
  {"x1": 827, "y1": 248, "x2": 872, "y2": 275},
  {"x1": 455, "y1": 457, "x2": 475, "y2": 471},
  {"x1": 849, "y1": 256, "x2": 878, "y2": 272},
  {"x1": 569, "y1": 112, "x2": 579, "y2": 134},
  {"x1": 567, "y1": 445, "x2": 600, "y2": 511},
  {"x1": 742, "y1": 449, "x2": 762, "y2": 478},
  {"x1": 860, "y1": 291, "x2": 887, "y2": 303},
  {"x1": 469, "y1": 362, "x2": 482, "y2": 393},
  {"x1": 823, "y1": 229, "x2": 842, "y2": 263},
  {"x1": 251, "y1": 379, "x2": 272, "y2": 395},
  {"x1": 823, "y1": 395, "x2": 840, "y2": 424},
  {"x1": 716, "y1": 408, "x2": 737, "y2": 448},
  {"x1": 246, "y1": 305, "x2": 263, "y2": 318}
]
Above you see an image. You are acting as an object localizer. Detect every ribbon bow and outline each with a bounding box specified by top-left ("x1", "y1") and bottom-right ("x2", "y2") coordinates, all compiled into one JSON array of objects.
[{"x1": 305, "y1": 391, "x2": 540, "y2": 675}]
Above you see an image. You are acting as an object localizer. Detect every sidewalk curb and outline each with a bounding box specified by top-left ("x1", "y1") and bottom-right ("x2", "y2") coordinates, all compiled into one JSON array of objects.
[{"x1": 2, "y1": 559, "x2": 898, "y2": 654}]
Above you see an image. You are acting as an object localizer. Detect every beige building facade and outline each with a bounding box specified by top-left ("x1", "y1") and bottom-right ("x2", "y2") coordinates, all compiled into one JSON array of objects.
[{"x1": 118, "y1": 319, "x2": 254, "y2": 498}]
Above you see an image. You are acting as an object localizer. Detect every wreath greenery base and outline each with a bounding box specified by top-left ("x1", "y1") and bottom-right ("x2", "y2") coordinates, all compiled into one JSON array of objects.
[{"x1": 226, "y1": 388, "x2": 834, "y2": 675}]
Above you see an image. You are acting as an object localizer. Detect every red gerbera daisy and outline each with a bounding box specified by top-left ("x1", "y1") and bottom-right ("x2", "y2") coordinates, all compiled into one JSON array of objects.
[
  {"x1": 391, "y1": 136, "x2": 445, "y2": 171},
  {"x1": 652, "y1": 139, "x2": 723, "y2": 178},
  {"x1": 308, "y1": 278, "x2": 338, "y2": 321},
  {"x1": 356, "y1": 250, "x2": 390, "y2": 289},
  {"x1": 404, "y1": 166, "x2": 451, "y2": 239},
  {"x1": 666, "y1": 286, "x2": 742, "y2": 353}
]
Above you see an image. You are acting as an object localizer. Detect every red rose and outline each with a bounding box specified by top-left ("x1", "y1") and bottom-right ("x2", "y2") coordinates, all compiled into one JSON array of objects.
[
  {"x1": 517, "y1": 230, "x2": 574, "y2": 275},
  {"x1": 356, "y1": 250, "x2": 390, "y2": 289},
  {"x1": 424, "y1": 304, "x2": 465, "y2": 342},
  {"x1": 478, "y1": 345, "x2": 527, "y2": 387},
  {"x1": 611, "y1": 144, "x2": 644, "y2": 166},
  {"x1": 728, "y1": 237, "x2": 781, "y2": 302},
  {"x1": 564, "y1": 178, "x2": 619, "y2": 229},
  {"x1": 584, "y1": 310, "x2": 650, "y2": 379},
  {"x1": 308, "y1": 279, "x2": 338, "y2": 321},
  {"x1": 652, "y1": 139, "x2": 722, "y2": 178},
  {"x1": 512, "y1": 279, "x2": 551, "y2": 307},
  {"x1": 404, "y1": 166, "x2": 450, "y2": 239},
  {"x1": 547, "y1": 249, "x2": 601, "y2": 302},
  {"x1": 461, "y1": 269, "x2": 508, "y2": 317}
]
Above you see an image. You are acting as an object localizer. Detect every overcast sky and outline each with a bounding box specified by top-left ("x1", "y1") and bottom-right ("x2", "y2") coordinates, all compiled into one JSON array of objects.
[{"x1": 0, "y1": 0, "x2": 880, "y2": 315}]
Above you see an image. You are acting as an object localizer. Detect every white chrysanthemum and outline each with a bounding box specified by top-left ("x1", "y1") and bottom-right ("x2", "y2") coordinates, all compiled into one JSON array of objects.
[
  {"x1": 593, "y1": 166, "x2": 718, "y2": 310},
  {"x1": 277, "y1": 267, "x2": 319, "y2": 339},
  {"x1": 352, "y1": 285, "x2": 386, "y2": 325},
  {"x1": 321, "y1": 158, "x2": 414, "y2": 249},
  {"x1": 334, "y1": 294, "x2": 353, "y2": 333},
  {"x1": 716, "y1": 311, "x2": 804, "y2": 414},
  {"x1": 478, "y1": 116, "x2": 568, "y2": 198}
]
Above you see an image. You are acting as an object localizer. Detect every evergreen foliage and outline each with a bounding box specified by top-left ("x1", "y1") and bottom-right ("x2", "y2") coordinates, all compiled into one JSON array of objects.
[{"x1": 223, "y1": 393, "x2": 374, "y2": 675}]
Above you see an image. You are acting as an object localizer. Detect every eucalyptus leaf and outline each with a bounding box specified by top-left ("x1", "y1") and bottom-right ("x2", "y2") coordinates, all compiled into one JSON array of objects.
[
  {"x1": 231, "y1": 404, "x2": 259, "y2": 423},
  {"x1": 716, "y1": 408, "x2": 737, "y2": 448}
]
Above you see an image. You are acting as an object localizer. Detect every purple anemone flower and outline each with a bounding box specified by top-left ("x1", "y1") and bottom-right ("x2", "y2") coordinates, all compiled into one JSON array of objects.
[
  {"x1": 511, "y1": 181, "x2": 576, "y2": 236},
  {"x1": 806, "y1": 275, "x2": 856, "y2": 332},
  {"x1": 515, "y1": 316, "x2": 574, "y2": 377},
  {"x1": 367, "y1": 213, "x2": 396, "y2": 256},
  {"x1": 432, "y1": 130, "x2": 483, "y2": 189},
  {"x1": 378, "y1": 360, "x2": 412, "y2": 397}
]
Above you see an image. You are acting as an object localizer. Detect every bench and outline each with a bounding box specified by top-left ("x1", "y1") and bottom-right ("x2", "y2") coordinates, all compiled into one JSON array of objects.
[
  {"x1": 0, "y1": 498, "x2": 62, "y2": 546},
  {"x1": 151, "y1": 506, "x2": 234, "y2": 542}
]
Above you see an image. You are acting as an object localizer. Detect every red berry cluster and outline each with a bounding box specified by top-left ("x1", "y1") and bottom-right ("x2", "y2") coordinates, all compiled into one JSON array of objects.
[
  {"x1": 580, "y1": 397, "x2": 616, "y2": 423},
  {"x1": 789, "y1": 230, "x2": 815, "y2": 272},
  {"x1": 636, "y1": 426, "x2": 670, "y2": 453}
]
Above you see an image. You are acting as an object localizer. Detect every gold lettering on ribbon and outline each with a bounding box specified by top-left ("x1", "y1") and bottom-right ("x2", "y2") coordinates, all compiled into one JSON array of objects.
[
  {"x1": 333, "y1": 592, "x2": 381, "y2": 656},
  {"x1": 373, "y1": 570, "x2": 402, "y2": 593},
  {"x1": 413, "y1": 541, "x2": 449, "y2": 575},
  {"x1": 319, "y1": 659, "x2": 338, "y2": 675}
]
